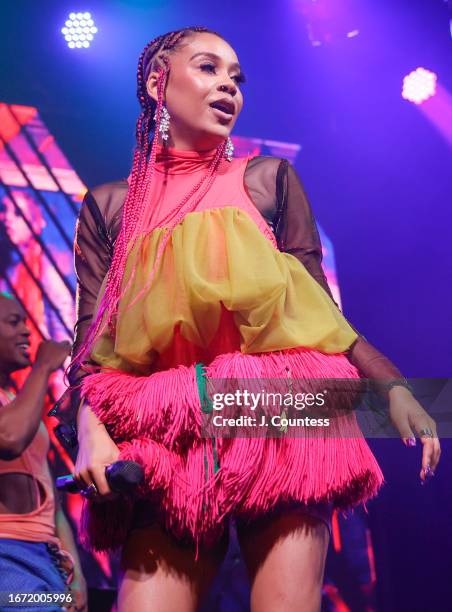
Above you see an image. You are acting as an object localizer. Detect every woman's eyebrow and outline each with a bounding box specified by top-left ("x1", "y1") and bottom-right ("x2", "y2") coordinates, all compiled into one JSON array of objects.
[{"x1": 189, "y1": 52, "x2": 241, "y2": 72}]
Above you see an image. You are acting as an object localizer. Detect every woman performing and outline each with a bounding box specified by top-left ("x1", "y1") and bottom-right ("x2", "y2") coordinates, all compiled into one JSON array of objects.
[{"x1": 55, "y1": 26, "x2": 441, "y2": 611}]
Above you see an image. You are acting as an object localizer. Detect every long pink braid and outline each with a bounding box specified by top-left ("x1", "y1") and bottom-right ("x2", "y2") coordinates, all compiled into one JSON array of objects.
[
  {"x1": 126, "y1": 142, "x2": 226, "y2": 309},
  {"x1": 69, "y1": 27, "x2": 228, "y2": 377}
]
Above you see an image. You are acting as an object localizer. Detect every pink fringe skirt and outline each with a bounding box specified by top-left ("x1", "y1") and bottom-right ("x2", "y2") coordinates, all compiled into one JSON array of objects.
[{"x1": 79, "y1": 306, "x2": 384, "y2": 555}]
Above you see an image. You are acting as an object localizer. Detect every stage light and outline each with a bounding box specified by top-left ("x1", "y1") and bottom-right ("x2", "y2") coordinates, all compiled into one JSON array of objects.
[
  {"x1": 402, "y1": 68, "x2": 437, "y2": 105},
  {"x1": 61, "y1": 11, "x2": 98, "y2": 49}
]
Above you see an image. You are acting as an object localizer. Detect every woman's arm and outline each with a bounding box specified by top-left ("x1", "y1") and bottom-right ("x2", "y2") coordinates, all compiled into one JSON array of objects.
[
  {"x1": 71, "y1": 189, "x2": 114, "y2": 370},
  {"x1": 273, "y1": 160, "x2": 441, "y2": 479},
  {"x1": 69, "y1": 181, "x2": 126, "y2": 371},
  {"x1": 274, "y1": 160, "x2": 406, "y2": 397},
  {"x1": 58, "y1": 185, "x2": 122, "y2": 494},
  {"x1": 49, "y1": 189, "x2": 113, "y2": 436}
]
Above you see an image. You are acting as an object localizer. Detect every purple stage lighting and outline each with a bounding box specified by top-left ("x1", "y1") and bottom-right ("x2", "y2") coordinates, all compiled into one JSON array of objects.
[
  {"x1": 61, "y1": 11, "x2": 98, "y2": 49},
  {"x1": 297, "y1": 0, "x2": 359, "y2": 47},
  {"x1": 402, "y1": 68, "x2": 437, "y2": 105}
]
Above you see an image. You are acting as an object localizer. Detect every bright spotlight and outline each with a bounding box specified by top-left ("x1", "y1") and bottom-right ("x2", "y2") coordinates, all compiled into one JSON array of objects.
[
  {"x1": 402, "y1": 68, "x2": 437, "y2": 105},
  {"x1": 61, "y1": 11, "x2": 98, "y2": 49}
]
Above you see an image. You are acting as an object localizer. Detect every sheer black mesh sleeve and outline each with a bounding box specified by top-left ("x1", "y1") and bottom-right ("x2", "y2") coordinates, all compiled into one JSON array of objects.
[
  {"x1": 71, "y1": 191, "x2": 113, "y2": 365},
  {"x1": 272, "y1": 159, "x2": 404, "y2": 396},
  {"x1": 274, "y1": 160, "x2": 338, "y2": 304},
  {"x1": 48, "y1": 185, "x2": 122, "y2": 439},
  {"x1": 69, "y1": 180, "x2": 126, "y2": 376}
]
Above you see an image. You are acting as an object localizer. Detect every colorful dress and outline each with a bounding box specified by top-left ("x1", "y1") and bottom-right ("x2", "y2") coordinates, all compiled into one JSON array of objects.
[{"x1": 62, "y1": 146, "x2": 402, "y2": 554}]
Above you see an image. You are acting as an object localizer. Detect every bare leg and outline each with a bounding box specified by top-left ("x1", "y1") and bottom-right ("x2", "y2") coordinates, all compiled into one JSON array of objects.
[
  {"x1": 237, "y1": 511, "x2": 330, "y2": 612},
  {"x1": 118, "y1": 523, "x2": 229, "y2": 612}
]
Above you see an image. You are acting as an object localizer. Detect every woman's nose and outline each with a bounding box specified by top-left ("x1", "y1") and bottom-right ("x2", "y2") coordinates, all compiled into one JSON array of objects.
[{"x1": 218, "y1": 81, "x2": 237, "y2": 96}]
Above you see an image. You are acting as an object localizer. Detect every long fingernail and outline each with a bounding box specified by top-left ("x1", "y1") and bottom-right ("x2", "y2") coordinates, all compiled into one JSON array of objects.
[
  {"x1": 420, "y1": 466, "x2": 435, "y2": 484},
  {"x1": 407, "y1": 437, "x2": 416, "y2": 447}
]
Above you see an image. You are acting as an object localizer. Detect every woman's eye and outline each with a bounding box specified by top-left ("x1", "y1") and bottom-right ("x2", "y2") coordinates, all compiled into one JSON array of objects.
[
  {"x1": 199, "y1": 63, "x2": 245, "y2": 86},
  {"x1": 200, "y1": 63, "x2": 216, "y2": 74},
  {"x1": 231, "y1": 74, "x2": 245, "y2": 85}
]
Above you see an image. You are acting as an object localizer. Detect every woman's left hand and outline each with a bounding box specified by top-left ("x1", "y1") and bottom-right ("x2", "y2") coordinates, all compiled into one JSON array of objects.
[{"x1": 388, "y1": 385, "x2": 441, "y2": 483}]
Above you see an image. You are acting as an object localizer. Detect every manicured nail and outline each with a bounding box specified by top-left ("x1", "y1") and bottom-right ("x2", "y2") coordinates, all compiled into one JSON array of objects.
[
  {"x1": 407, "y1": 437, "x2": 416, "y2": 447},
  {"x1": 420, "y1": 466, "x2": 435, "y2": 485}
]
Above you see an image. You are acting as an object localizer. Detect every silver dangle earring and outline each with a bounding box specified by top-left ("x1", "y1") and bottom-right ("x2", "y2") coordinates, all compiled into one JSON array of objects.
[
  {"x1": 154, "y1": 105, "x2": 171, "y2": 141},
  {"x1": 224, "y1": 136, "x2": 234, "y2": 162}
]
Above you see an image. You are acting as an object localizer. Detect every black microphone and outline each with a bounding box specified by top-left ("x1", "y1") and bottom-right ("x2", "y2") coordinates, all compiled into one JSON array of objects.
[{"x1": 56, "y1": 461, "x2": 144, "y2": 495}]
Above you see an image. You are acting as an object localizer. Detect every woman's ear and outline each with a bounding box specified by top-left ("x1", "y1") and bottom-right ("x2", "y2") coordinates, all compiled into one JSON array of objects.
[{"x1": 146, "y1": 71, "x2": 159, "y2": 103}]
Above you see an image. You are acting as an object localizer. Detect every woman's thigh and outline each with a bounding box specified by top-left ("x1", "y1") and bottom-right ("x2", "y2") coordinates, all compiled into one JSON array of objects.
[
  {"x1": 236, "y1": 510, "x2": 330, "y2": 612},
  {"x1": 118, "y1": 523, "x2": 229, "y2": 612}
]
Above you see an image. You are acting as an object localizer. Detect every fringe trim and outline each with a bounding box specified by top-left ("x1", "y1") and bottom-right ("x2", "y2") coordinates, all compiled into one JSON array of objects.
[
  {"x1": 80, "y1": 348, "x2": 384, "y2": 553},
  {"x1": 81, "y1": 364, "x2": 202, "y2": 450}
]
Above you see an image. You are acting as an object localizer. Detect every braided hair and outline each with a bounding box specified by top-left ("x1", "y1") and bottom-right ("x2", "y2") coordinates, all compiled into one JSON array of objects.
[{"x1": 71, "y1": 26, "x2": 228, "y2": 374}]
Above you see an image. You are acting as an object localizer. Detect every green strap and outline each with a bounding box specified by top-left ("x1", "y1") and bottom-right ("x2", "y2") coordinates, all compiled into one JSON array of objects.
[{"x1": 195, "y1": 363, "x2": 220, "y2": 479}]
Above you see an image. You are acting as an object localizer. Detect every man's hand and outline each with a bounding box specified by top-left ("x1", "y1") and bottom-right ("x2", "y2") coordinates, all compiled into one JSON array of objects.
[
  {"x1": 35, "y1": 340, "x2": 71, "y2": 373},
  {"x1": 66, "y1": 571, "x2": 88, "y2": 612}
]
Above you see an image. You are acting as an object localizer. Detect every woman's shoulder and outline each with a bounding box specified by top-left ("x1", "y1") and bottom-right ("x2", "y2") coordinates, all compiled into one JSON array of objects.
[
  {"x1": 245, "y1": 154, "x2": 286, "y2": 172},
  {"x1": 82, "y1": 180, "x2": 128, "y2": 235},
  {"x1": 87, "y1": 179, "x2": 128, "y2": 211},
  {"x1": 245, "y1": 154, "x2": 291, "y2": 187},
  {"x1": 244, "y1": 155, "x2": 291, "y2": 207},
  {"x1": 242, "y1": 156, "x2": 291, "y2": 220}
]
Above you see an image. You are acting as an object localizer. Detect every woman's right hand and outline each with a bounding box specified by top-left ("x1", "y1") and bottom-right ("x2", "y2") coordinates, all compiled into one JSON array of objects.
[{"x1": 74, "y1": 401, "x2": 121, "y2": 500}]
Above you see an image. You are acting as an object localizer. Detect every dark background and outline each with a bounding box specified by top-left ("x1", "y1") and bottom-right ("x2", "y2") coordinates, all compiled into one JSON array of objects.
[{"x1": 1, "y1": 1, "x2": 451, "y2": 610}]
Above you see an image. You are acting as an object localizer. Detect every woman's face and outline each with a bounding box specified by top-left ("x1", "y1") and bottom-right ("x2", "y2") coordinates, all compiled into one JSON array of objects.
[{"x1": 147, "y1": 32, "x2": 245, "y2": 151}]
